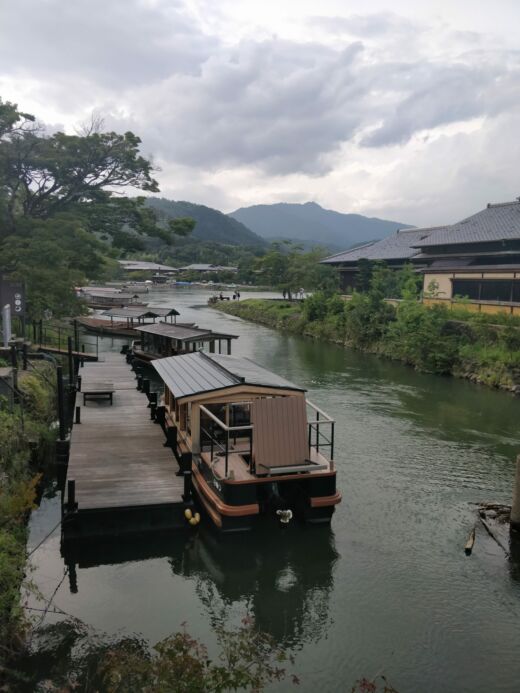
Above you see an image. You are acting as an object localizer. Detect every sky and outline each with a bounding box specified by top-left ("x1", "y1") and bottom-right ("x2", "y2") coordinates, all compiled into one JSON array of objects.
[{"x1": 1, "y1": 0, "x2": 520, "y2": 227}]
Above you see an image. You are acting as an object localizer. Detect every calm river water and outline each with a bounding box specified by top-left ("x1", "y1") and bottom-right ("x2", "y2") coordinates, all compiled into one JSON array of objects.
[{"x1": 25, "y1": 288, "x2": 520, "y2": 692}]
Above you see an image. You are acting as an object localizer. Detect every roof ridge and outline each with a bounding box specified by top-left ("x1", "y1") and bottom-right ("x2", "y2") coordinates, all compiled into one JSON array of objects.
[
  {"x1": 486, "y1": 200, "x2": 520, "y2": 209},
  {"x1": 199, "y1": 351, "x2": 243, "y2": 384}
]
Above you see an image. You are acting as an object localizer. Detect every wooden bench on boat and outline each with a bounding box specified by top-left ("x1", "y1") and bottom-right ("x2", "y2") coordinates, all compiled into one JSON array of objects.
[{"x1": 82, "y1": 381, "x2": 115, "y2": 405}]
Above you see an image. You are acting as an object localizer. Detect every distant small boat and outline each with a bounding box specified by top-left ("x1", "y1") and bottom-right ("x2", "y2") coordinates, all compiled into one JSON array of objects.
[{"x1": 152, "y1": 351, "x2": 341, "y2": 532}]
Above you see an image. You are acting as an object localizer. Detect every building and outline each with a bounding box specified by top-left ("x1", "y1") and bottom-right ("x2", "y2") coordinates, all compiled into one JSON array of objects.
[
  {"x1": 322, "y1": 199, "x2": 520, "y2": 315},
  {"x1": 179, "y1": 264, "x2": 238, "y2": 274},
  {"x1": 413, "y1": 201, "x2": 520, "y2": 315},
  {"x1": 118, "y1": 260, "x2": 178, "y2": 274},
  {"x1": 321, "y1": 228, "x2": 441, "y2": 292}
]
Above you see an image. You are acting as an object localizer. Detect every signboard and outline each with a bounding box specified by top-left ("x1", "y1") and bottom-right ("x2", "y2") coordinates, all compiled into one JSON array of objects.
[{"x1": 0, "y1": 277, "x2": 25, "y2": 317}]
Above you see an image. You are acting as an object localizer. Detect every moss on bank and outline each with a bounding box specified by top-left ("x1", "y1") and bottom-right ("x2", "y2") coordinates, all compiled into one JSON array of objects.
[
  {"x1": 213, "y1": 298, "x2": 520, "y2": 393},
  {"x1": 0, "y1": 363, "x2": 56, "y2": 668}
]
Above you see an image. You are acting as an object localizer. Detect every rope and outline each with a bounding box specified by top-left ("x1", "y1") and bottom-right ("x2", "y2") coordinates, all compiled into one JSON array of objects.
[{"x1": 26, "y1": 518, "x2": 62, "y2": 557}]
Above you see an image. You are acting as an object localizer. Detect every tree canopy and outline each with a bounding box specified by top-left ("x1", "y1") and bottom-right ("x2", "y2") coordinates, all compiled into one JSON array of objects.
[{"x1": 0, "y1": 98, "x2": 193, "y2": 318}]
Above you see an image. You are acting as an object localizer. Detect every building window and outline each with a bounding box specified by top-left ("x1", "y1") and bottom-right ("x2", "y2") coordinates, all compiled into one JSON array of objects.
[{"x1": 452, "y1": 278, "x2": 520, "y2": 303}]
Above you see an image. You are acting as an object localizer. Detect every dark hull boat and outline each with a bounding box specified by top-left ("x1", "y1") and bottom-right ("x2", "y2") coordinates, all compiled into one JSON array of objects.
[{"x1": 152, "y1": 351, "x2": 341, "y2": 532}]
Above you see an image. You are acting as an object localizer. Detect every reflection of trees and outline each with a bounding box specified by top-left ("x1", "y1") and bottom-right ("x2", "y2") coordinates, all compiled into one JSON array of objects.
[{"x1": 169, "y1": 524, "x2": 338, "y2": 649}]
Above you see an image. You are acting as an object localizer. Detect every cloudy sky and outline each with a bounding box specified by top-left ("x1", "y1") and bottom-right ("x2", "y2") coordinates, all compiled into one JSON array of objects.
[{"x1": 1, "y1": 0, "x2": 520, "y2": 226}]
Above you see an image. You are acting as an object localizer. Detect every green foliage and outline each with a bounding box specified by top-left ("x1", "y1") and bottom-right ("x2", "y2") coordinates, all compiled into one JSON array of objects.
[
  {"x1": 13, "y1": 617, "x2": 298, "y2": 692},
  {"x1": 0, "y1": 361, "x2": 56, "y2": 656},
  {"x1": 255, "y1": 242, "x2": 338, "y2": 295},
  {"x1": 0, "y1": 98, "x2": 194, "y2": 318}
]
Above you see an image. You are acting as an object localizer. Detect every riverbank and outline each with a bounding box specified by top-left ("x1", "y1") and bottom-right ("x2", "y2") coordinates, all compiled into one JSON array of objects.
[
  {"x1": 212, "y1": 296, "x2": 520, "y2": 394},
  {"x1": 0, "y1": 361, "x2": 56, "y2": 677}
]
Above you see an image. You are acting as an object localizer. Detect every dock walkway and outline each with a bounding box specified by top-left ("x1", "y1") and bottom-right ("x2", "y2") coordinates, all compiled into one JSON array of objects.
[{"x1": 64, "y1": 352, "x2": 186, "y2": 538}]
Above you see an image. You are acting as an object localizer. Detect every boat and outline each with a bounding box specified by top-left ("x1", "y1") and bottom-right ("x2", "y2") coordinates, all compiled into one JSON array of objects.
[
  {"x1": 152, "y1": 351, "x2": 341, "y2": 532},
  {"x1": 130, "y1": 322, "x2": 238, "y2": 362},
  {"x1": 78, "y1": 287, "x2": 146, "y2": 309},
  {"x1": 77, "y1": 306, "x2": 181, "y2": 338}
]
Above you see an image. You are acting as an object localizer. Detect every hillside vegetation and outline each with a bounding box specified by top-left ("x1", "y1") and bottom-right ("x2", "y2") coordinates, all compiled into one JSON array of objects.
[{"x1": 230, "y1": 201, "x2": 413, "y2": 250}]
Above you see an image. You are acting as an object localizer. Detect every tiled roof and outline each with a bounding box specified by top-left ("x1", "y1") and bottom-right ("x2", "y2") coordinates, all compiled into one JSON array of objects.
[
  {"x1": 152, "y1": 352, "x2": 303, "y2": 400},
  {"x1": 321, "y1": 227, "x2": 443, "y2": 264},
  {"x1": 413, "y1": 200, "x2": 520, "y2": 247}
]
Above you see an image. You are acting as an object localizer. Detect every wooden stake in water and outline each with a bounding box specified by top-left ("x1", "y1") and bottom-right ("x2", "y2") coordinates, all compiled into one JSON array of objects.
[{"x1": 511, "y1": 455, "x2": 520, "y2": 532}]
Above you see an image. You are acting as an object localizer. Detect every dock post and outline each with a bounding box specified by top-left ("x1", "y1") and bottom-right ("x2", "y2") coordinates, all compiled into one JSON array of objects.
[
  {"x1": 510, "y1": 455, "x2": 520, "y2": 533},
  {"x1": 81, "y1": 345, "x2": 85, "y2": 367},
  {"x1": 77, "y1": 374, "x2": 82, "y2": 391},
  {"x1": 75, "y1": 406, "x2": 81, "y2": 424},
  {"x1": 57, "y1": 365, "x2": 66, "y2": 441},
  {"x1": 150, "y1": 402, "x2": 157, "y2": 420},
  {"x1": 137, "y1": 374, "x2": 143, "y2": 391},
  {"x1": 142, "y1": 378, "x2": 150, "y2": 395},
  {"x1": 67, "y1": 479, "x2": 78, "y2": 512},
  {"x1": 22, "y1": 343, "x2": 28, "y2": 370},
  {"x1": 182, "y1": 471, "x2": 192, "y2": 501}
]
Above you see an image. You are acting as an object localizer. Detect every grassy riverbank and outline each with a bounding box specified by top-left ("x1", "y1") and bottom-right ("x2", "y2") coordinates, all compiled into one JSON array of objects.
[
  {"x1": 213, "y1": 296, "x2": 520, "y2": 393},
  {"x1": 0, "y1": 362, "x2": 56, "y2": 674}
]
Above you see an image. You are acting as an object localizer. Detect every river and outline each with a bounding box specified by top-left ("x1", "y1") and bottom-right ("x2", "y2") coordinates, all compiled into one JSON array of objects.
[{"x1": 24, "y1": 288, "x2": 520, "y2": 692}]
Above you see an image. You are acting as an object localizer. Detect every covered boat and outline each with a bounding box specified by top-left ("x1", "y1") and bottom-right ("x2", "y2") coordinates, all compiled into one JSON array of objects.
[
  {"x1": 132, "y1": 323, "x2": 238, "y2": 361},
  {"x1": 152, "y1": 351, "x2": 341, "y2": 531}
]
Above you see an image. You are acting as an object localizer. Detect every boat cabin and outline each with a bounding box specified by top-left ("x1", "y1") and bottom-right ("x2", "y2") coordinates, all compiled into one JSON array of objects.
[
  {"x1": 80, "y1": 288, "x2": 143, "y2": 309},
  {"x1": 132, "y1": 323, "x2": 238, "y2": 361},
  {"x1": 152, "y1": 351, "x2": 340, "y2": 531}
]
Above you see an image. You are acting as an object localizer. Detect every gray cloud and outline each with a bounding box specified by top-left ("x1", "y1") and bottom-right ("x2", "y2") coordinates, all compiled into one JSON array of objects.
[
  {"x1": 1, "y1": 0, "x2": 520, "y2": 190},
  {"x1": 0, "y1": 0, "x2": 216, "y2": 87}
]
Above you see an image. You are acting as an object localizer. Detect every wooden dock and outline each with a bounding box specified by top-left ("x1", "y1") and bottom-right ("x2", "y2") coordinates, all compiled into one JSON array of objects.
[
  {"x1": 38, "y1": 345, "x2": 99, "y2": 361},
  {"x1": 63, "y1": 352, "x2": 188, "y2": 538}
]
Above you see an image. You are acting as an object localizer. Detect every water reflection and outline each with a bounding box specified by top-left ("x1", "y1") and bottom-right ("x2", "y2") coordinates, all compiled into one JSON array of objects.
[{"x1": 62, "y1": 523, "x2": 338, "y2": 648}]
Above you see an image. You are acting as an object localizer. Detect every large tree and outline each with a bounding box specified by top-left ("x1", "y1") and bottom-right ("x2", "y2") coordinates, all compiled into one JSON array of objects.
[{"x1": 0, "y1": 98, "x2": 193, "y2": 318}]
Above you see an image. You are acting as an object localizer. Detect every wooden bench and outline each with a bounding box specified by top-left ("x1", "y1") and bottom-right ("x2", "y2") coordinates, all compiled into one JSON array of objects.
[{"x1": 82, "y1": 382, "x2": 115, "y2": 406}]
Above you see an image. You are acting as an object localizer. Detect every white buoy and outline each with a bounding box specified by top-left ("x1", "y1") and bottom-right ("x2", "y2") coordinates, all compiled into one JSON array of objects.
[{"x1": 510, "y1": 455, "x2": 520, "y2": 532}]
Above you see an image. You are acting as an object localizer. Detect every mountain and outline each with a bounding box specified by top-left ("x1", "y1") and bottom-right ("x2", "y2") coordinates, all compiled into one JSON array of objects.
[
  {"x1": 146, "y1": 198, "x2": 266, "y2": 247},
  {"x1": 229, "y1": 202, "x2": 413, "y2": 250}
]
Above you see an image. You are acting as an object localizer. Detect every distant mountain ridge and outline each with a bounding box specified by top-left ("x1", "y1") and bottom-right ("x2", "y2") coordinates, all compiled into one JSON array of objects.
[
  {"x1": 146, "y1": 197, "x2": 266, "y2": 247},
  {"x1": 229, "y1": 201, "x2": 413, "y2": 250}
]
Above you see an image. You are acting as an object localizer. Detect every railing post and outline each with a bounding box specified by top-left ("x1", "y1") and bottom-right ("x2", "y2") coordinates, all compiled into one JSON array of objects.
[
  {"x1": 225, "y1": 431, "x2": 229, "y2": 478},
  {"x1": 75, "y1": 406, "x2": 81, "y2": 424},
  {"x1": 67, "y1": 336, "x2": 74, "y2": 388},
  {"x1": 316, "y1": 411, "x2": 320, "y2": 454},
  {"x1": 57, "y1": 365, "x2": 66, "y2": 441},
  {"x1": 330, "y1": 421, "x2": 335, "y2": 461}
]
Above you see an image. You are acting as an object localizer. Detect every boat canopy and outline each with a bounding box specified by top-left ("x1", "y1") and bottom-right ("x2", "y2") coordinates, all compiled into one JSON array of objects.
[
  {"x1": 136, "y1": 322, "x2": 237, "y2": 343},
  {"x1": 102, "y1": 306, "x2": 180, "y2": 319},
  {"x1": 152, "y1": 351, "x2": 305, "y2": 401}
]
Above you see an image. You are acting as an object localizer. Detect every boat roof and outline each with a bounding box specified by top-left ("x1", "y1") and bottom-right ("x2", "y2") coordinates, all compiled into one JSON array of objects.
[
  {"x1": 152, "y1": 352, "x2": 305, "y2": 400},
  {"x1": 102, "y1": 306, "x2": 180, "y2": 318},
  {"x1": 136, "y1": 322, "x2": 237, "y2": 342}
]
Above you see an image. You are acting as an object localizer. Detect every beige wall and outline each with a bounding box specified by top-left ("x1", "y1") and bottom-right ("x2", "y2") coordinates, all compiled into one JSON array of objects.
[{"x1": 423, "y1": 273, "x2": 452, "y2": 298}]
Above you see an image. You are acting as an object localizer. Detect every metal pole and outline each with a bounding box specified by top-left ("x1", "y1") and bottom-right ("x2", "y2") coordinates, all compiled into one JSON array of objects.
[
  {"x1": 57, "y1": 365, "x2": 66, "y2": 441},
  {"x1": 22, "y1": 343, "x2": 28, "y2": 370},
  {"x1": 67, "y1": 336, "x2": 74, "y2": 386},
  {"x1": 73, "y1": 319, "x2": 79, "y2": 352}
]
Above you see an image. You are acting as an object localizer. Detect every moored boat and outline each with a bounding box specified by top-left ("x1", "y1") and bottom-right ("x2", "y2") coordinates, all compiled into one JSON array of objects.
[
  {"x1": 152, "y1": 351, "x2": 341, "y2": 532},
  {"x1": 130, "y1": 323, "x2": 238, "y2": 362}
]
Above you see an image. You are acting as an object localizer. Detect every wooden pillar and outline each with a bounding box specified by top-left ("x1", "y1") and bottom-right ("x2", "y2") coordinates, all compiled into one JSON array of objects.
[
  {"x1": 227, "y1": 339, "x2": 231, "y2": 355},
  {"x1": 209, "y1": 340, "x2": 215, "y2": 353},
  {"x1": 511, "y1": 455, "x2": 520, "y2": 532},
  {"x1": 191, "y1": 404, "x2": 201, "y2": 453},
  {"x1": 218, "y1": 340, "x2": 221, "y2": 354}
]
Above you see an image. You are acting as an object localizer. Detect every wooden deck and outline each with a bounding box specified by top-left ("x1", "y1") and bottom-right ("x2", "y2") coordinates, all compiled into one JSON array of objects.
[
  {"x1": 38, "y1": 345, "x2": 98, "y2": 361},
  {"x1": 64, "y1": 353, "x2": 186, "y2": 537}
]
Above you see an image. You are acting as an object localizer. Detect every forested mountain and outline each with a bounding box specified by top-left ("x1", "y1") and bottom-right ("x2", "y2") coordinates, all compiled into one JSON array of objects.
[
  {"x1": 146, "y1": 197, "x2": 266, "y2": 247},
  {"x1": 229, "y1": 201, "x2": 413, "y2": 250}
]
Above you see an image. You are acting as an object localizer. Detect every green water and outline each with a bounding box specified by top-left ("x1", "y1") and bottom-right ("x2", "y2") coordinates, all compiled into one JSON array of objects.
[{"x1": 25, "y1": 289, "x2": 520, "y2": 692}]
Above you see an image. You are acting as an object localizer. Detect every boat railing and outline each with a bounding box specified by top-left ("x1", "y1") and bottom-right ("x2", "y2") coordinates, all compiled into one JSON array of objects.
[
  {"x1": 199, "y1": 404, "x2": 254, "y2": 478},
  {"x1": 306, "y1": 399, "x2": 335, "y2": 462}
]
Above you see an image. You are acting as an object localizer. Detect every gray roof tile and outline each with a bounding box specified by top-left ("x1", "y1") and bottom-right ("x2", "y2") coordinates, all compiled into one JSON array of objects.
[
  {"x1": 152, "y1": 352, "x2": 303, "y2": 400},
  {"x1": 413, "y1": 200, "x2": 520, "y2": 247}
]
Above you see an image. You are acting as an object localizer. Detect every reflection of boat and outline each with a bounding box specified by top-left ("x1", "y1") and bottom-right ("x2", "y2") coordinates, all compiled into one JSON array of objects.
[
  {"x1": 61, "y1": 525, "x2": 337, "y2": 646},
  {"x1": 152, "y1": 352, "x2": 341, "y2": 532},
  {"x1": 130, "y1": 323, "x2": 238, "y2": 362}
]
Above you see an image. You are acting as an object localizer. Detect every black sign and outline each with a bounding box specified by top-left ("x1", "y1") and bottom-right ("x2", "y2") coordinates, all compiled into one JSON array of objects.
[{"x1": 0, "y1": 278, "x2": 26, "y2": 317}]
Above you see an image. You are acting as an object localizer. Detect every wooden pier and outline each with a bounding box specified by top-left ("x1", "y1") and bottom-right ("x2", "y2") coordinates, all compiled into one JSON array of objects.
[{"x1": 63, "y1": 352, "x2": 188, "y2": 538}]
